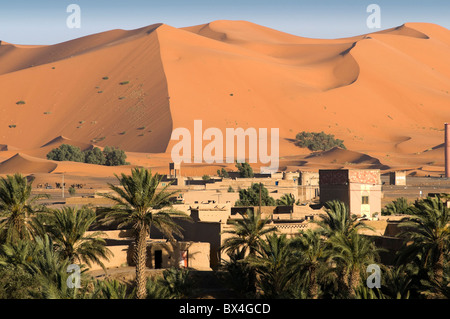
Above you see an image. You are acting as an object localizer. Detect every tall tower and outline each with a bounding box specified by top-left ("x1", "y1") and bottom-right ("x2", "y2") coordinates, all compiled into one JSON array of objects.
[{"x1": 446, "y1": 123, "x2": 450, "y2": 178}]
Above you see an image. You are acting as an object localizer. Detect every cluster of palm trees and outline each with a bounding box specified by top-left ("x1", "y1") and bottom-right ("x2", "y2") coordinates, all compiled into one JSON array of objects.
[
  {"x1": 0, "y1": 167, "x2": 448, "y2": 299},
  {"x1": 0, "y1": 168, "x2": 191, "y2": 299},
  {"x1": 220, "y1": 197, "x2": 450, "y2": 299}
]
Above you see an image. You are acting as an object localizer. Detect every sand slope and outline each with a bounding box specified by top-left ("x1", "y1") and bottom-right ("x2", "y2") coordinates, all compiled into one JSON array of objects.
[
  {"x1": 0, "y1": 153, "x2": 57, "y2": 174},
  {"x1": 0, "y1": 21, "x2": 449, "y2": 176}
]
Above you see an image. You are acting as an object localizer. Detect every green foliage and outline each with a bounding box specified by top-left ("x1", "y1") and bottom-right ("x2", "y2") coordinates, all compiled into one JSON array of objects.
[
  {"x1": 91, "y1": 279, "x2": 134, "y2": 299},
  {"x1": 46, "y1": 144, "x2": 85, "y2": 162},
  {"x1": 0, "y1": 266, "x2": 41, "y2": 299},
  {"x1": 276, "y1": 193, "x2": 296, "y2": 206},
  {"x1": 98, "y1": 168, "x2": 191, "y2": 298},
  {"x1": 0, "y1": 235, "x2": 90, "y2": 299},
  {"x1": 218, "y1": 249, "x2": 254, "y2": 298},
  {"x1": 0, "y1": 173, "x2": 48, "y2": 243},
  {"x1": 146, "y1": 277, "x2": 173, "y2": 299},
  {"x1": 381, "y1": 197, "x2": 412, "y2": 216},
  {"x1": 159, "y1": 267, "x2": 196, "y2": 299},
  {"x1": 68, "y1": 187, "x2": 76, "y2": 196},
  {"x1": 235, "y1": 162, "x2": 254, "y2": 178},
  {"x1": 103, "y1": 146, "x2": 129, "y2": 166},
  {"x1": 217, "y1": 168, "x2": 229, "y2": 178},
  {"x1": 294, "y1": 131, "x2": 346, "y2": 151},
  {"x1": 47, "y1": 145, "x2": 128, "y2": 166},
  {"x1": 84, "y1": 147, "x2": 106, "y2": 165},
  {"x1": 202, "y1": 175, "x2": 210, "y2": 181},
  {"x1": 235, "y1": 183, "x2": 276, "y2": 206},
  {"x1": 16, "y1": 101, "x2": 26, "y2": 105},
  {"x1": 36, "y1": 207, "x2": 112, "y2": 270},
  {"x1": 396, "y1": 196, "x2": 450, "y2": 285},
  {"x1": 247, "y1": 233, "x2": 298, "y2": 298},
  {"x1": 227, "y1": 186, "x2": 234, "y2": 193}
]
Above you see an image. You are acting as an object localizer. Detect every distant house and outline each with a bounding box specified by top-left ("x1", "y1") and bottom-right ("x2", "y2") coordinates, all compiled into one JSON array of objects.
[{"x1": 319, "y1": 169, "x2": 382, "y2": 219}]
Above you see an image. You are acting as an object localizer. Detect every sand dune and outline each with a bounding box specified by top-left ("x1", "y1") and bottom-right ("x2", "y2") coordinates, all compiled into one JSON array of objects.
[
  {"x1": 305, "y1": 147, "x2": 383, "y2": 165},
  {"x1": 0, "y1": 153, "x2": 58, "y2": 174},
  {"x1": 0, "y1": 20, "x2": 449, "y2": 177},
  {"x1": 41, "y1": 135, "x2": 93, "y2": 150}
]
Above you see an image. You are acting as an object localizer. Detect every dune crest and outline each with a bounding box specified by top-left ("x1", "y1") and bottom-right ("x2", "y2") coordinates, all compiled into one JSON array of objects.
[
  {"x1": 0, "y1": 153, "x2": 58, "y2": 174},
  {"x1": 0, "y1": 20, "x2": 448, "y2": 176},
  {"x1": 41, "y1": 135, "x2": 94, "y2": 151}
]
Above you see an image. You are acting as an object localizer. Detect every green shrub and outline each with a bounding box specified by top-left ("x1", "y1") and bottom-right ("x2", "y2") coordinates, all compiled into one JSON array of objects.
[
  {"x1": 68, "y1": 187, "x2": 76, "y2": 196},
  {"x1": 235, "y1": 183, "x2": 276, "y2": 206},
  {"x1": 84, "y1": 147, "x2": 106, "y2": 165},
  {"x1": 294, "y1": 131, "x2": 346, "y2": 151},
  {"x1": 47, "y1": 145, "x2": 127, "y2": 166},
  {"x1": 202, "y1": 175, "x2": 210, "y2": 181},
  {"x1": 235, "y1": 162, "x2": 254, "y2": 178},
  {"x1": 119, "y1": 81, "x2": 129, "y2": 85},
  {"x1": 16, "y1": 101, "x2": 25, "y2": 105},
  {"x1": 103, "y1": 146, "x2": 128, "y2": 166},
  {"x1": 0, "y1": 266, "x2": 41, "y2": 299},
  {"x1": 46, "y1": 144, "x2": 85, "y2": 162},
  {"x1": 217, "y1": 168, "x2": 229, "y2": 178}
]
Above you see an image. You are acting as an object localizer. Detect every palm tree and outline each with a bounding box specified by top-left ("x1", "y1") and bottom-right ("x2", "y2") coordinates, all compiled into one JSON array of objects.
[
  {"x1": 99, "y1": 167, "x2": 191, "y2": 299},
  {"x1": 40, "y1": 207, "x2": 112, "y2": 271},
  {"x1": 221, "y1": 209, "x2": 277, "y2": 294},
  {"x1": 276, "y1": 193, "x2": 296, "y2": 206},
  {"x1": 146, "y1": 277, "x2": 173, "y2": 299},
  {"x1": 314, "y1": 200, "x2": 373, "y2": 238},
  {"x1": 381, "y1": 264, "x2": 412, "y2": 299},
  {"x1": 327, "y1": 231, "x2": 380, "y2": 298},
  {"x1": 381, "y1": 197, "x2": 412, "y2": 216},
  {"x1": 218, "y1": 249, "x2": 253, "y2": 298},
  {"x1": 159, "y1": 267, "x2": 195, "y2": 299},
  {"x1": 0, "y1": 173, "x2": 48, "y2": 243},
  {"x1": 247, "y1": 233, "x2": 297, "y2": 298},
  {"x1": 290, "y1": 229, "x2": 328, "y2": 299},
  {"x1": 0, "y1": 235, "x2": 87, "y2": 299},
  {"x1": 396, "y1": 196, "x2": 450, "y2": 285},
  {"x1": 91, "y1": 279, "x2": 134, "y2": 299},
  {"x1": 221, "y1": 209, "x2": 277, "y2": 257}
]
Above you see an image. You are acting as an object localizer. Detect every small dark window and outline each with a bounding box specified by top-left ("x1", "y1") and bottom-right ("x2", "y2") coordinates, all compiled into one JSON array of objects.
[{"x1": 362, "y1": 196, "x2": 369, "y2": 205}]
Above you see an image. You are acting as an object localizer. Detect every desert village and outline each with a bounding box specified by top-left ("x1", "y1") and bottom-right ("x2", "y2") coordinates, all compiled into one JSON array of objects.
[
  {"x1": 0, "y1": 14, "x2": 449, "y2": 301},
  {"x1": 30, "y1": 161, "x2": 447, "y2": 275}
]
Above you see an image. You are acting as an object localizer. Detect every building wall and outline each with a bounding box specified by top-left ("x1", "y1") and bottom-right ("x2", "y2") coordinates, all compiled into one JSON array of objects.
[
  {"x1": 299, "y1": 171, "x2": 319, "y2": 186},
  {"x1": 319, "y1": 184, "x2": 350, "y2": 206},
  {"x1": 389, "y1": 171, "x2": 406, "y2": 185},
  {"x1": 150, "y1": 219, "x2": 223, "y2": 269},
  {"x1": 181, "y1": 190, "x2": 239, "y2": 205},
  {"x1": 145, "y1": 241, "x2": 210, "y2": 270},
  {"x1": 349, "y1": 183, "x2": 382, "y2": 218}
]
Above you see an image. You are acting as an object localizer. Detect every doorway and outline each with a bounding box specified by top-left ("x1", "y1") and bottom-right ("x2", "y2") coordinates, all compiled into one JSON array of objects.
[{"x1": 154, "y1": 250, "x2": 162, "y2": 269}]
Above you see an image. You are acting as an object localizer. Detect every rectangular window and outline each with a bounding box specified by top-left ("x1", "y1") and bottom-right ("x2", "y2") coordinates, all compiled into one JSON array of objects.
[{"x1": 362, "y1": 196, "x2": 369, "y2": 205}]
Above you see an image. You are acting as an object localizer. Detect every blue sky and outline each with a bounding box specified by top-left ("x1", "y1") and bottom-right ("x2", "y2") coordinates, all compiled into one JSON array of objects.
[{"x1": 0, "y1": 0, "x2": 449, "y2": 44}]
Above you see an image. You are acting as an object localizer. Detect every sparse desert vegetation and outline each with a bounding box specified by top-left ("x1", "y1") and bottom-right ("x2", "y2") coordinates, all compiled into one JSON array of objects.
[
  {"x1": 294, "y1": 131, "x2": 346, "y2": 151},
  {"x1": 46, "y1": 144, "x2": 128, "y2": 166}
]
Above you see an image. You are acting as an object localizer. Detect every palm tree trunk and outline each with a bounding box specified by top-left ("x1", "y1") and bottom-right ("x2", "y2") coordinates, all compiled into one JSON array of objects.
[
  {"x1": 248, "y1": 248, "x2": 257, "y2": 295},
  {"x1": 134, "y1": 226, "x2": 148, "y2": 299},
  {"x1": 348, "y1": 268, "x2": 360, "y2": 298},
  {"x1": 434, "y1": 249, "x2": 444, "y2": 285},
  {"x1": 308, "y1": 266, "x2": 319, "y2": 299}
]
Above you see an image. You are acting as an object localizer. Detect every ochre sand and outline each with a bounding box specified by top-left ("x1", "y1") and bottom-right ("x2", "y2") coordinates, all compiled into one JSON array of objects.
[{"x1": 0, "y1": 21, "x2": 449, "y2": 181}]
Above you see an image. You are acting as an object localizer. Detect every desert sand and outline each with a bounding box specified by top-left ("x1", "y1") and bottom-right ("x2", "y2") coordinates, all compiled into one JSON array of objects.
[{"x1": 0, "y1": 20, "x2": 449, "y2": 182}]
